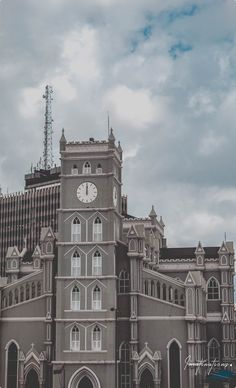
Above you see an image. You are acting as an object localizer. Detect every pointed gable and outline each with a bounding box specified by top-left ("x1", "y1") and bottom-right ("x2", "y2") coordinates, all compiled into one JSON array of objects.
[
  {"x1": 184, "y1": 272, "x2": 196, "y2": 286},
  {"x1": 218, "y1": 241, "x2": 229, "y2": 254}
]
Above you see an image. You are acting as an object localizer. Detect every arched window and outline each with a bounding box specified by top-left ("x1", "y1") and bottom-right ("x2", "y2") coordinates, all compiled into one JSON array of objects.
[
  {"x1": 72, "y1": 164, "x2": 78, "y2": 175},
  {"x1": 9, "y1": 291, "x2": 13, "y2": 306},
  {"x1": 208, "y1": 338, "x2": 220, "y2": 362},
  {"x1": 32, "y1": 283, "x2": 36, "y2": 298},
  {"x1": 46, "y1": 241, "x2": 53, "y2": 254},
  {"x1": 7, "y1": 342, "x2": 18, "y2": 388},
  {"x1": 207, "y1": 277, "x2": 220, "y2": 300},
  {"x1": 92, "y1": 326, "x2": 101, "y2": 350},
  {"x1": 93, "y1": 217, "x2": 102, "y2": 242},
  {"x1": 92, "y1": 251, "x2": 102, "y2": 276},
  {"x1": 71, "y1": 217, "x2": 81, "y2": 243},
  {"x1": 20, "y1": 286, "x2": 24, "y2": 302},
  {"x1": 96, "y1": 163, "x2": 102, "y2": 174},
  {"x1": 156, "y1": 282, "x2": 160, "y2": 298},
  {"x1": 168, "y1": 340, "x2": 181, "y2": 388},
  {"x1": 144, "y1": 280, "x2": 149, "y2": 295},
  {"x1": 37, "y1": 282, "x2": 42, "y2": 297},
  {"x1": 151, "y1": 281, "x2": 155, "y2": 297},
  {"x1": 92, "y1": 286, "x2": 101, "y2": 310},
  {"x1": 129, "y1": 239, "x2": 136, "y2": 251},
  {"x1": 26, "y1": 284, "x2": 30, "y2": 300},
  {"x1": 71, "y1": 326, "x2": 80, "y2": 351},
  {"x1": 119, "y1": 270, "x2": 129, "y2": 293},
  {"x1": 180, "y1": 294, "x2": 185, "y2": 306},
  {"x1": 71, "y1": 251, "x2": 81, "y2": 277},
  {"x1": 14, "y1": 289, "x2": 19, "y2": 304},
  {"x1": 12, "y1": 259, "x2": 17, "y2": 269},
  {"x1": 163, "y1": 284, "x2": 166, "y2": 300},
  {"x1": 119, "y1": 343, "x2": 130, "y2": 388},
  {"x1": 71, "y1": 286, "x2": 80, "y2": 310},
  {"x1": 83, "y1": 161, "x2": 91, "y2": 174},
  {"x1": 174, "y1": 289, "x2": 178, "y2": 304},
  {"x1": 169, "y1": 286, "x2": 173, "y2": 302}
]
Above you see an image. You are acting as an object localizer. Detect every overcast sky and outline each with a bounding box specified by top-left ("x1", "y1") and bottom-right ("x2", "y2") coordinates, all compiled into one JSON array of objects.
[{"x1": 1, "y1": 0, "x2": 236, "y2": 248}]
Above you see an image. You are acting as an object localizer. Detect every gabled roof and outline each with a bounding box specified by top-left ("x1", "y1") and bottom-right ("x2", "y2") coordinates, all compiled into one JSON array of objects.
[{"x1": 160, "y1": 246, "x2": 219, "y2": 259}]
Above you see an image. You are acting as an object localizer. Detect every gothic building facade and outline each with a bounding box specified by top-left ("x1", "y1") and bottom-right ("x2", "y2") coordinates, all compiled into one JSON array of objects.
[{"x1": 0, "y1": 130, "x2": 235, "y2": 388}]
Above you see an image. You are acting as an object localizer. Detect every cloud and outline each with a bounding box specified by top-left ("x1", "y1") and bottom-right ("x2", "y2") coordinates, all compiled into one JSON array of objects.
[{"x1": 1, "y1": 0, "x2": 236, "y2": 250}]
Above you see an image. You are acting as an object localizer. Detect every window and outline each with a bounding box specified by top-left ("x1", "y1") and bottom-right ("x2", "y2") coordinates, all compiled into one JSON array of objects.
[
  {"x1": 14, "y1": 289, "x2": 18, "y2": 304},
  {"x1": 169, "y1": 286, "x2": 173, "y2": 302},
  {"x1": 180, "y1": 294, "x2": 185, "y2": 306},
  {"x1": 119, "y1": 270, "x2": 129, "y2": 293},
  {"x1": 83, "y1": 161, "x2": 91, "y2": 174},
  {"x1": 71, "y1": 286, "x2": 80, "y2": 310},
  {"x1": 32, "y1": 283, "x2": 36, "y2": 298},
  {"x1": 151, "y1": 281, "x2": 155, "y2": 297},
  {"x1": 46, "y1": 241, "x2": 53, "y2": 254},
  {"x1": 12, "y1": 260, "x2": 17, "y2": 269},
  {"x1": 37, "y1": 282, "x2": 42, "y2": 297},
  {"x1": 163, "y1": 284, "x2": 166, "y2": 300},
  {"x1": 156, "y1": 282, "x2": 160, "y2": 298},
  {"x1": 119, "y1": 343, "x2": 130, "y2": 388},
  {"x1": 208, "y1": 338, "x2": 220, "y2": 362},
  {"x1": 92, "y1": 251, "x2": 102, "y2": 276},
  {"x1": 20, "y1": 286, "x2": 24, "y2": 302},
  {"x1": 96, "y1": 163, "x2": 102, "y2": 174},
  {"x1": 72, "y1": 164, "x2": 78, "y2": 175},
  {"x1": 174, "y1": 289, "x2": 178, "y2": 304},
  {"x1": 93, "y1": 217, "x2": 102, "y2": 242},
  {"x1": 92, "y1": 286, "x2": 101, "y2": 310},
  {"x1": 144, "y1": 280, "x2": 149, "y2": 295},
  {"x1": 71, "y1": 251, "x2": 81, "y2": 277},
  {"x1": 7, "y1": 343, "x2": 18, "y2": 388},
  {"x1": 26, "y1": 284, "x2": 30, "y2": 300},
  {"x1": 92, "y1": 326, "x2": 101, "y2": 350},
  {"x1": 207, "y1": 277, "x2": 220, "y2": 300},
  {"x1": 71, "y1": 217, "x2": 81, "y2": 243},
  {"x1": 9, "y1": 291, "x2": 13, "y2": 306},
  {"x1": 71, "y1": 326, "x2": 80, "y2": 351}
]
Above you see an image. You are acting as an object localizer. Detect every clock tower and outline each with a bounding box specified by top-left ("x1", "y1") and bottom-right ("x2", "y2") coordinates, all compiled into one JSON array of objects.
[{"x1": 53, "y1": 129, "x2": 123, "y2": 388}]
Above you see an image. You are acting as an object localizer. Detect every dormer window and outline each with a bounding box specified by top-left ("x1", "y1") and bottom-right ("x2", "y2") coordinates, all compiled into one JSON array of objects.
[
  {"x1": 83, "y1": 161, "x2": 91, "y2": 174},
  {"x1": 96, "y1": 163, "x2": 102, "y2": 174},
  {"x1": 72, "y1": 164, "x2": 78, "y2": 175}
]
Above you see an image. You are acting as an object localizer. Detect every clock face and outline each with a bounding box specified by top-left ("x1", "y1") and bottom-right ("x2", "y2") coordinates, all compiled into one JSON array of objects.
[
  {"x1": 77, "y1": 182, "x2": 97, "y2": 203},
  {"x1": 113, "y1": 186, "x2": 118, "y2": 207}
]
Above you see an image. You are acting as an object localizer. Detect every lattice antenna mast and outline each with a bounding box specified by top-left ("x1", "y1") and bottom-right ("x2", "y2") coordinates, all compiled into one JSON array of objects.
[{"x1": 43, "y1": 85, "x2": 54, "y2": 169}]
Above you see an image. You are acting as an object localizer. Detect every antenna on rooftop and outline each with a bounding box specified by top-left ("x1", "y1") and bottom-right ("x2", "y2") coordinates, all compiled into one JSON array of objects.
[{"x1": 43, "y1": 85, "x2": 54, "y2": 170}]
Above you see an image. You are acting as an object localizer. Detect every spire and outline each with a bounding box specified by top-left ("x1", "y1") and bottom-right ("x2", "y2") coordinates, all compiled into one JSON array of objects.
[
  {"x1": 149, "y1": 205, "x2": 157, "y2": 218},
  {"x1": 108, "y1": 128, "x2": 115, "y2": 148},
  {"x1": 118, "y1": 141, "x2": 123, "y2": 160},
  {"x1": 60, "y1": 128, "x2": 66, "y2": 151}
]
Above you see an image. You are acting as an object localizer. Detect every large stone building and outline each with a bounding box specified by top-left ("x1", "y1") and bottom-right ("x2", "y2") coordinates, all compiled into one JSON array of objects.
[{"x1": 0, "y1": 129, "x2": 235, "y2": 388}]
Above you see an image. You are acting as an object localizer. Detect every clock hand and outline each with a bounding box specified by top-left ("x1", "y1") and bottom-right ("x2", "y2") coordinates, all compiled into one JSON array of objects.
[{"x1": 86, "y1": 183, "x2": 88, "y2": 195}]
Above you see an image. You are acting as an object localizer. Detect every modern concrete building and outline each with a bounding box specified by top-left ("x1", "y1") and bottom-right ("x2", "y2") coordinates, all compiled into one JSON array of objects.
[{"x1": 0, "y1": 129, "x2": 235, "y2": 388}]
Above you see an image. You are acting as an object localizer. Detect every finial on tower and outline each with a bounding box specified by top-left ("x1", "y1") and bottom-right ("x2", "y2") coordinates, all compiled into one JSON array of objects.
[
  {"x1": 60, "y1": 128, "x2": 66, "y2": 151},
  {"x1": 149, "y1": 205, "x2": 157, "y2": 218},
  {"x1": 108, "y1": 127, "x2": 115, "y2": 148}
]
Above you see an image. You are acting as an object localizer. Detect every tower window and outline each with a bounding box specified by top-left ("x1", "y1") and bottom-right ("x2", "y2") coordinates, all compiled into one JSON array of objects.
[
  {"x1": 207, "y1": 277, "x2": 220, "y2": 300},
  {"x1": 83, "y1": 161, "x2": 91, "y2": 174},
  {"x1": 119, "y1": 270, "x2": 129, "y2": 293},
  {"x1": 71, "y1": 251, "x2": 81, "y2": 277},
  {"x1": 119, "y1": 342, "x2": 130, "y2": 388},
  {"x1": 71, "y1": 285, "x2": 80, "y2": 310},
  {"x1": 93, "y1": 217, "x2": 102, "y2": 242},
  {"x1": 96, "y1": 163, "x2": 102, "y2": 174},
  {"x1": 71, "y1": 217, "x2": 81, "y2": 243},
  {"x1": 72, "y1": 164, "x2": 78, "y2": 175},
  {"x1": 92, "y1": 251, "x2": 102, "y2": 276},
  {"x1": 71, "y1": 326, "x2": 80, "y2": 351},
  {"x1": 92, "y1": 286, "x2": 101, "y2": 310},
  {"x1": 92, "y1": 326, "x2": 101, "y2": 350}
]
